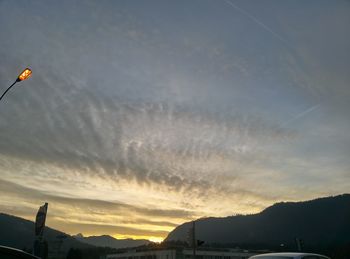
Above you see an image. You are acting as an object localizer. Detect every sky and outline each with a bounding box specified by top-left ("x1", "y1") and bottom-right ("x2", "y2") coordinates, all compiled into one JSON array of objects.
[{"x1": 0, "y1": 0, "x2": 349, "y2": 242}]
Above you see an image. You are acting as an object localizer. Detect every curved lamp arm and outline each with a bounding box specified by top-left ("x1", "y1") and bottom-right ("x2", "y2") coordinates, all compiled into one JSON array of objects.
[{"x1": 0, "y1": 68, "x2": 32, "y2": 102}]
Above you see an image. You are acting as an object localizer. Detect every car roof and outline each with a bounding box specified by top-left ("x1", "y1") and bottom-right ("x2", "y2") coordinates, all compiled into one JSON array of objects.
[
  {"x1": 250, "y1": 252, "x2": 330, "y2": 259},
  {"x1": 0, "y1": 245, "x2": 40, "y2": 259}
]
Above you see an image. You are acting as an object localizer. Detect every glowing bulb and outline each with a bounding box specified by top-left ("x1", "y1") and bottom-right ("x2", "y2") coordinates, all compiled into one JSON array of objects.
[{"x1": 17, "y1": 68, "x2": 32, "y2": 81}]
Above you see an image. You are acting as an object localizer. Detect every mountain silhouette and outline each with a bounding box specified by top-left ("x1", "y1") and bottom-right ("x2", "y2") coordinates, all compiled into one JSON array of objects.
[
  {"x1": 165, "y1": 194, "x2": 350, "y2": 248},
  {"x1": 73, "y1": 233, "x2": 151, "y2": 249},
  {"x1": 0, "y1": 213, "x2": 92, "y2": 254}
]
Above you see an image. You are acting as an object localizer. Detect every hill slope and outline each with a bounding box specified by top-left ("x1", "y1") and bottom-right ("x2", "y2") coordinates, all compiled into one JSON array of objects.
[
  {"x1": 166, "y1": 194, "x2": 350, "y2": 247},
  {"x1": 0, "y1": 213, "x2": 92, "y2": 254},
  {"x1": 74, "y1": 233, "x2": 151, "y2": 249}
]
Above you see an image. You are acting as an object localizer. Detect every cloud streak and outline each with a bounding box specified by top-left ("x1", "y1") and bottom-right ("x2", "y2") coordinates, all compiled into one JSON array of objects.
[
  {"x1": 0, "y1": 179, "x2": 195, "y2": 220},
  {"x1": 281, "y1": 104, "x2": 320, "y2": 127},
  {"x1": 224, "y1": 0, "x2": 289, "y2": 45}
]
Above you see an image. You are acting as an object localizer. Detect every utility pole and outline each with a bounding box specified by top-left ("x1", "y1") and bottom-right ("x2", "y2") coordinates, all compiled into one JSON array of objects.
[
  {"x1": 192, "y1": 221, "x2": 196, "y2": 259},
  {"x1": 295, "y1": 237, "x2": 304, "y2": 252}
]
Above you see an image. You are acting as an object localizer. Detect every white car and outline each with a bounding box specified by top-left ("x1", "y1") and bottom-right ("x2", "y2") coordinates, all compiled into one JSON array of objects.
[
  {"x1": 0, "y1": 245, "x2": 40, "y2": 259},
  {"x1": 249, "y1": 252, "x2": 330, "y2": 259}
]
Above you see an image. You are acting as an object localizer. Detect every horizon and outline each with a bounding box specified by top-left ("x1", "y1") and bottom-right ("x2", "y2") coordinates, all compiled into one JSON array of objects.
[
  {"x1": 0, "y1": 0, "x2": 349, "y2": 243},
  {"x1": 1, "y1": 192, "x2": 349, "y2": 243}
]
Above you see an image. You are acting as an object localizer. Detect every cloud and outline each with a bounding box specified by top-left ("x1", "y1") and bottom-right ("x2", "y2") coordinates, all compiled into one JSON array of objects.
[
  {"x1": 0, "y1": 178, "x2": 193, "y2": 238},
  {"x1": 0, "y1": 179, "x2": 195, "y2": 220},
  {"x1": 0, "y1": 63, "x2": 295, "y2": 198},
  {"x1": 55, "y1": 222, "x2": 169, "y2": 238}
]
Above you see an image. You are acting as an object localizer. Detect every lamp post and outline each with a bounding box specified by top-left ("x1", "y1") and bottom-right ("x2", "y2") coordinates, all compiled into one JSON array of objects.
[{"x1": 0, "y1": 68, "x2": 32, "y2": 101}]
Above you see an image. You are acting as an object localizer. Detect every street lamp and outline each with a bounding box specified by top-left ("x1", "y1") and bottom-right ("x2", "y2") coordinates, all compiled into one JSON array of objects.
[{"x1": 0, "y1": 68, "x2": 32, "y2": 101}]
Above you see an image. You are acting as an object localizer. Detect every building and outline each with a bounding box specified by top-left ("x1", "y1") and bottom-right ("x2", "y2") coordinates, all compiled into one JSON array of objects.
[
  {"x1": 107, "y1": 249, "x2": 176, "y2": 259},
  {"x1": 106, "y1": 248, "x2": 256, "y2": 259}
]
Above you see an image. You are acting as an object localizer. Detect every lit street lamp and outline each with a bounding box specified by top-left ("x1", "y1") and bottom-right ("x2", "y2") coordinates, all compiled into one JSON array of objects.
[{"x1": 0, "y1": 68, "x2": 32, "y2": 101}]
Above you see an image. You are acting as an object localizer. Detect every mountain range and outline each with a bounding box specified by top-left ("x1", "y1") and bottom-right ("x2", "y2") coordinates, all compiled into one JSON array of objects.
[
  {"x1": 166, "y1": 194, "x2": 350, "y2": 249},
  {"x1": 1, "y1": 194, "x2": 349, "y2": 256},
  {"x1": 0, "y1": 213, "x2": 150, "y2": 255},
  {"x1": 0, "y1": 213, "x2": 91, "y2": 254},
  {"x1": 73, "y1": 233, "x2": 151, "y2": 249}
]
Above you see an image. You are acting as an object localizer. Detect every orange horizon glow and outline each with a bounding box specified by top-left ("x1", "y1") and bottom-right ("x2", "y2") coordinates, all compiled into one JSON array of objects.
[{"x1": 111, "y1": 234, "x2": 164, "y2": 243}]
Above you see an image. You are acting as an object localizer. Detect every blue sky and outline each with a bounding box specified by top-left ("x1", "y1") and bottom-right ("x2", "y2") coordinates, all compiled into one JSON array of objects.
[{"x1": 0, "y1": 0, "x2": 349, "y2": 241}]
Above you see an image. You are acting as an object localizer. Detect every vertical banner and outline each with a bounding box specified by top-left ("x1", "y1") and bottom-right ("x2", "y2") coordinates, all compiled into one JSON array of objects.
[
  {"x1": 35, "y1": 202, "x2": 48, "y2": 237},
  {"x1": 34, "y1": 203, "x2": 49, "y2": 259}
]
